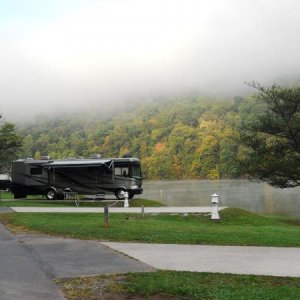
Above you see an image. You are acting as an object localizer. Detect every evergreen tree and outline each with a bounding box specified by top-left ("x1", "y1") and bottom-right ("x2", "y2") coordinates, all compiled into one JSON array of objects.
[
  {"x1": 0, "y1": 123, "x2": 22, "y2": 172},
  {"x1": 239, "y1": 83, "x2": 300, "y2": 188}
]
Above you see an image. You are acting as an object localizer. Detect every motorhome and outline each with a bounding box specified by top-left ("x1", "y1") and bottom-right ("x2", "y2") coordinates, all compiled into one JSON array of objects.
[{"x1": 11, "y1": 157, "x2": 143, "y2": 200}]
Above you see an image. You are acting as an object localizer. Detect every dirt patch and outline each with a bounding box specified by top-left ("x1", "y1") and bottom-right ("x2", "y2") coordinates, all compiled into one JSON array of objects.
[
  {"x1": 0, "y1": 217, "x2": 35, "y2": 234},
  {"x1": 55, "y1": 274, "x2": 185, "y2": 300}
]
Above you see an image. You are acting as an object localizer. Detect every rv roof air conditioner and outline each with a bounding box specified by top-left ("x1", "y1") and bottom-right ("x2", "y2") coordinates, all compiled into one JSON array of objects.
[{"x1": 40, "y1": 156, "x2": 52, "y2": 160}]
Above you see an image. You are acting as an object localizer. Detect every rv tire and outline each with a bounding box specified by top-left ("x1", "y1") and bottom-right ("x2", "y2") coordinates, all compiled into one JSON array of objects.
[
  {"x1": 115, "y1": 189, "x2": 126, "y2": 200},
  {"x1": 46, "y1": 189, "x2": 57, "y2": 200}
]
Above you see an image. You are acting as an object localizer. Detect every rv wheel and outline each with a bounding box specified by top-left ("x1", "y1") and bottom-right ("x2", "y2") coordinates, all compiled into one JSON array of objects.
[
  {"x1": 115, "y1": 189, "x2": 126, "y2": 200},
  {"x1": 46, "y1": 189, "x2": 57, "y2": 200}
]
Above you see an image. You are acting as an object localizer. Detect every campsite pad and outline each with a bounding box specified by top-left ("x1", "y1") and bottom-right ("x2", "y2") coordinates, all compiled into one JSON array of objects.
[
  {"x1": 16, "y1": 234, "x2": 155, "y2": 278},
  {"x1": 0, "y1": 207, "x2": 14, "y2": 213}
]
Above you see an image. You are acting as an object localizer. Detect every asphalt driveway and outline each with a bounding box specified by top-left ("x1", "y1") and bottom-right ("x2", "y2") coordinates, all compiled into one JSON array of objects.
[{"x1": 0, "y1": 223, "x2": 154, "y2": 300}]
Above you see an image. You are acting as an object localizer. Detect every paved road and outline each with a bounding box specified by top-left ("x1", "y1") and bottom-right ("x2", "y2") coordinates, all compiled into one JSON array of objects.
[
  {"x1": 11, "y1": 206, "x2": 225, "y2": 213},
  {"x1": 103, "y1": 242, "x2": 300, "y2": 277},
  {"x1": 17, "y1": 234, "x2": 154, "y2": 278},
  {"x1": 0, "y1": 224, "x2": 64, "y2": 300},
  {"x1": 0, "y1": 224, "x2": 154, "y2": 300},
  {"x1": 0, "y1": 207, "x2": 13, "y2": 213}
]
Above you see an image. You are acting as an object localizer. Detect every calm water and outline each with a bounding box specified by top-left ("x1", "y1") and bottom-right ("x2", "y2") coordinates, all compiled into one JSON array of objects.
[{"x1": 142, "y1": 180, "x2": 300, "y2": 217}]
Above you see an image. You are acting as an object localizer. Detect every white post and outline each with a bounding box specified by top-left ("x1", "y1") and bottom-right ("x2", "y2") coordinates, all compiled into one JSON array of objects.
[
  {"x1": 211, "y1": 193, "x2": 220, "y2": 221},
  {"x1": 124, "y1": 191, "x2": 129, "y2": 208}
]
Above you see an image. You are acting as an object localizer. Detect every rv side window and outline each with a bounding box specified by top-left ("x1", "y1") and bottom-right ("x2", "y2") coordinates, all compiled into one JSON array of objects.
[
  {"x1": 30, "y1": 167, "x2": 42, "y2": 176},
  {"x1": 114, "y1": 164, "x2": 129, "y2": 177},
  {"x1": 88, "y1": 165, "x2": 111, "y2": 175}
]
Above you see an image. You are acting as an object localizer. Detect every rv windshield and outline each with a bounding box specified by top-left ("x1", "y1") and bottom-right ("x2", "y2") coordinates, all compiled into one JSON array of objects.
[{"x1": 131, "y1": 162, "x2": 142, "y2": 179}]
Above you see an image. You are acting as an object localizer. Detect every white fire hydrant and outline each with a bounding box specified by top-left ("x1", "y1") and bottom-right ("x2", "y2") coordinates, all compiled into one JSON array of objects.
[
  {"x1": 124, "y1": 191, "x2": 129, "y2": 208},
  {"x1": 211, "y1": 193, "x2": 220, "y2": 221}
]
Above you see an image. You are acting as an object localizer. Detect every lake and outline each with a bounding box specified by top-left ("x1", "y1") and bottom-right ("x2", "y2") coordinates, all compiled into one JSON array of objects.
[{"x1": 142, "y1": 180, "x2": 300, "y2": 217}]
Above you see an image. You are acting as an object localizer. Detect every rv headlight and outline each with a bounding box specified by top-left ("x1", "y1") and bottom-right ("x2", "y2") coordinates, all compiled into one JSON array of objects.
[{"x1": 131, "y1": 185, "x2": 139, "y2": 189}]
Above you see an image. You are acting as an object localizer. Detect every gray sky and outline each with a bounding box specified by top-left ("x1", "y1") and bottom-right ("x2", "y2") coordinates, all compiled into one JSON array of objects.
[{"x1": 1, "y1": 0, "x2": 300, "y2": 121}]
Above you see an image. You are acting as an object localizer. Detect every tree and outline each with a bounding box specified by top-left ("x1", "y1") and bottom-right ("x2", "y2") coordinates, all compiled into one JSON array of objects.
[
  {"x1": 239, "y1": 83, "x2": 300, "y2": 188},
  {"x1": 0, "y1": 123, "x2": 22, "y2": 172},
  {"x1": 21, "y1": 134, "x2": 34, "y2": 157}
]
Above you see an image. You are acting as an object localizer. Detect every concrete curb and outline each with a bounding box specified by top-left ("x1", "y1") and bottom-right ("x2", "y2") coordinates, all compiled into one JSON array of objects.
[{"x1": 10, "y1": 206, "x2": 227, "y2": 213}]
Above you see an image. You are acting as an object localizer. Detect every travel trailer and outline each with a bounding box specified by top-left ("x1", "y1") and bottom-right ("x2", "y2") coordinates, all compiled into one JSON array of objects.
[
  {"x1": 0, "y1": 174, "x2": 11, "y2": 191},
  {"x1": 11, "y1": 157, "x2": 143, "y2": 200}
]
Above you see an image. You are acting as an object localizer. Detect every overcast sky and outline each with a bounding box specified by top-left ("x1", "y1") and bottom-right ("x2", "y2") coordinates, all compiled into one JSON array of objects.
[{"x1": 1, "y1": 0, "x2": 300, "y2": 121}]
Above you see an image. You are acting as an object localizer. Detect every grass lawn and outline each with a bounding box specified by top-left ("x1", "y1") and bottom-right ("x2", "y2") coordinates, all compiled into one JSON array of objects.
[
  {"x1": 1, "y1": 206, "x2": 299, "y2": 299},
  {"x1": 1, "y1": 208, "x2": 299, "y2": 247},
  {"x1": 0, "y1": 194, "x2": 163, "y2": 207},
  {"x1": 56, "y1": 271, "x2": 300, "y2": 300}
]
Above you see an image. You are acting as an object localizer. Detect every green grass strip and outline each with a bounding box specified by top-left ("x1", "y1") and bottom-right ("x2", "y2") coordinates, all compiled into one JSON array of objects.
[
  {"x1": 0, "y1": 197, "x2": 163, "y2": 207},
  {"x1": 1, "y1": 208, "x2": 299, "y2": 247},
  {"x1": 56, "y1": 271, "x2": 300, "y2": 300}
]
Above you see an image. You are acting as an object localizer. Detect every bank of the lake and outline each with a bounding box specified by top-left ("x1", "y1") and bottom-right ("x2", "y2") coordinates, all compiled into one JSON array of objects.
[
  {"x1": 143, "y1": 179, "x2": 300, "y2": 217},
  {"x1": 1, "y1": 179, "x2": 299, "y2": 216}
]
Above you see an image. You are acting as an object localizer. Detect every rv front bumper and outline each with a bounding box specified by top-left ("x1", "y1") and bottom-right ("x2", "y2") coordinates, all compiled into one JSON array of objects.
[{"x1": 130, "y1": 186, "x2": 143, "y2": 194}]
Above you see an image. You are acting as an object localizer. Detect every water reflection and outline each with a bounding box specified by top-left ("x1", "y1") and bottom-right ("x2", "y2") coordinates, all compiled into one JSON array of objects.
[{"x1": 142, "y1": 180, "x2": 300, "y2": 217}]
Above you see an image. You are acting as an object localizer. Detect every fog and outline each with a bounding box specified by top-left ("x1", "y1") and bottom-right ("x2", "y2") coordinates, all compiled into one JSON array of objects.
[{"x1": 1, "y1": 0, "x2": 300, "y2": 122}]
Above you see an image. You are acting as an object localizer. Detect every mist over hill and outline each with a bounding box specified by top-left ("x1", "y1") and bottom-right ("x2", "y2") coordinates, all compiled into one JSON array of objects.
[
  {"x1": 16, "y1": 94, "x2": 261, "y2": 179},
  {"x1": 1, "y1": 1, "x2": 300, "y2": 122}
]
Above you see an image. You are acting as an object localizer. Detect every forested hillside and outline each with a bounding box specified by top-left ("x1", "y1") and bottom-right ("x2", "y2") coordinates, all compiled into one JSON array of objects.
[{"x1": 17, "y1": 96, "x2": 258, "y2": 180}]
